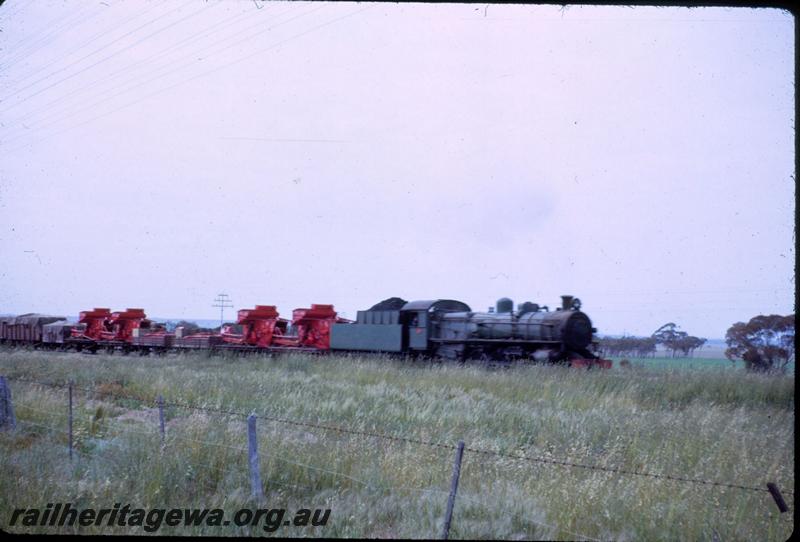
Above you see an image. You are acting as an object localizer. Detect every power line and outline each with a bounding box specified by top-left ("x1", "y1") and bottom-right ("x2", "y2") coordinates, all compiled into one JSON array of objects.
[
  {"x1": 5, "y1": 0, "x2": 265, "y2": 128},
  {"x1": 0, "y1": 0, "x2": 185, "y2": 110},
  {"x1": 2, "y1": 0, "x2": 156, "y2": 91},
  {"x1": 4, "y1": 4, "x2": 371, "y2": 152},
  {"x1": 1, "y1": 2, "x2": 92, "y2": 65},
  {"x1": 1, "y1": 1, "x2": 296, "y2": 138},
  {"x1": 1, "y1": 2, "x2": 314, "y2": 142},
  {"x1": 212, "y1": 293, "x2": 234, "y2": 328},
  {"x1": 0, "y1": 0, "x2": 34, "y2": 21},
  {"x1": 1, "y1": 3, "x2": 94, "y2": 71}
]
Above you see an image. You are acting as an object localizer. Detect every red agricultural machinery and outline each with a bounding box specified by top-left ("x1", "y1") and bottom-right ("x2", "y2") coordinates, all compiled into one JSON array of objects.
[
  {"x1": 224, "y1": 303, "x2": 349, "y2": 350},
  {"x1": 70, "y1": 307, "x2": 155, "y2": 351},
  {"x1": 71, "y1": 307, "x2": 113, "y2": 341},
  {"x1": 65, "y1": 302, "x2": 349, "y2": 354},
  {"x1": 71, "y1": 307, "x2": 152, "y2": 342},
  {"x1": 224, "y1": 305, "x2": 289, "y2": 348},
  {"x1": 274, "y1": 304, "x2": 351, "y2": 350}
]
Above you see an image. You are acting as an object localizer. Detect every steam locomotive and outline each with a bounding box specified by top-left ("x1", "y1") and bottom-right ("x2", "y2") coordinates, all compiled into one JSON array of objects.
[{"x1": 0, "y1": 295, "x2": 611, "y2": 368}]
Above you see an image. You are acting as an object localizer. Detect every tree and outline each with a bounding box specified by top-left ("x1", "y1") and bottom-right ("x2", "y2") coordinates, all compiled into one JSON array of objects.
[
  {"x1": 596, "y1": 335, "x2": 657, "y2": 358},
  {"x1": 175, "y1": 320, "x2": 200, "y2": 334},
  {"x1": 725, "y1": 314, "x2": 795, "y2": 373},
  {"x1": 635, "y1": 336, "x2": 658, "y2": 358},
  {"x1": 651, "y1": 323, "x2": 706, "y2": 358},
  {"x1": 674, "y1": 335, "x2": 707, "y2": 357},
  {"x1": 652, "y1": 323, "x2": 687, "y2": 357}
]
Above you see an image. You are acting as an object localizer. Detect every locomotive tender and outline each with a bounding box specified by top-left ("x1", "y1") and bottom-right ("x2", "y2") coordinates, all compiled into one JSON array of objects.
[{"x1": 0, "y1": 295, "x2": 611, "y2": 367}]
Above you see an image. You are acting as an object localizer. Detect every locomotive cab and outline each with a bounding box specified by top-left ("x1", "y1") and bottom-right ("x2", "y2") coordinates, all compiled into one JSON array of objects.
[{"x1": 399, "y1": 299, "x2": 472, "y2": 354}]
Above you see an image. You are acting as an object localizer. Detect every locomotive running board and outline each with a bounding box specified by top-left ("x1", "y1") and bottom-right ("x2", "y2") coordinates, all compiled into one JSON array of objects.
[{"x1": 429, "y1": 338, "x2": 563, "y2": 344}]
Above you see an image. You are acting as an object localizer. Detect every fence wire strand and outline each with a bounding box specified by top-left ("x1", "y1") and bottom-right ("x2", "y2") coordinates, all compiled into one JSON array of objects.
[{"x1": 4, "y1": 375, "x2": 793, "y2": 497}]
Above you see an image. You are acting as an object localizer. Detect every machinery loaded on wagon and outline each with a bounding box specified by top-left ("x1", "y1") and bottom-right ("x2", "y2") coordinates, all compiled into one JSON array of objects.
[{"x1": 0, "y1": 295, "x2": 611, "y2": 368}]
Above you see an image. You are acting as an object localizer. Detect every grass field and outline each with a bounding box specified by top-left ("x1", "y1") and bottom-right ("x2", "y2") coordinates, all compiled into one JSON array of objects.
[
  {"x1": 0, "y1": 348, "x2": 794, "y2": 540},
  {"x1": 611, "y1": 356, "x2": 795, "y2": 374}
]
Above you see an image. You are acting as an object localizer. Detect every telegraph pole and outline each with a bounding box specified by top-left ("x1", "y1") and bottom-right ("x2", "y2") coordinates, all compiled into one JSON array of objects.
[{"x1": 212, "y1": 293, "x2": 234, "y2": 328}]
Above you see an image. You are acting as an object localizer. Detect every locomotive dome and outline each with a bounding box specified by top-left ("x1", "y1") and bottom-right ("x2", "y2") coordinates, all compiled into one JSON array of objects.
[{"x1": 496, "y1": 298, "x2": 514, "y2": 313}]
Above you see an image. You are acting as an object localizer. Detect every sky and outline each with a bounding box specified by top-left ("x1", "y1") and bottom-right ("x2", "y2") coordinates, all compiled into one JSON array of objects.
[{"x1": 0, "y1": 1, "x2": 795, "y2": 339}]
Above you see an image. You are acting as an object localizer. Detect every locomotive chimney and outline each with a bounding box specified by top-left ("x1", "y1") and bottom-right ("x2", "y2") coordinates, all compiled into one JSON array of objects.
[{"x1": 561, "y1": 295, "x2": 574, "y2": 311}]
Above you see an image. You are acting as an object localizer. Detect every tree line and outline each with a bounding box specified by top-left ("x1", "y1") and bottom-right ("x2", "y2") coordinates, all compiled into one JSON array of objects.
[
  {"x1": 597, "y1": 313, "x2": 795, "y2": 374},
  {"x1": 597, "y1": 322, "x2": 706, "y2": 358}
]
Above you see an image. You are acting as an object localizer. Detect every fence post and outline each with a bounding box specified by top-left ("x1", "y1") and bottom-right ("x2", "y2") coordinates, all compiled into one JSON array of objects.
[
  {"x1": 247, "y1": 414, "x2": 264, "y2": 501},
  {"x1": 68, "y1": 382, "x2": 74, "y2": 460},
  {"x1": 767, "y1": 483, "x2": 789, "y2": 513},
  {"x1": 157, "y1": 395, "x2": 166, "y2": 446},
  {"x1": 441, "y1": 441, "x2": 465, "y2": 540},
  {"x1": 0, "y1": 376, "x2": 16, "y2": 431}
]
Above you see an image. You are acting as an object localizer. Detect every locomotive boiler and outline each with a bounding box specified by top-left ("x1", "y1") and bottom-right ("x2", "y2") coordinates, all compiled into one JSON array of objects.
[{"x1": 431, "y1": 295, "x2": 597, "y2": 362}]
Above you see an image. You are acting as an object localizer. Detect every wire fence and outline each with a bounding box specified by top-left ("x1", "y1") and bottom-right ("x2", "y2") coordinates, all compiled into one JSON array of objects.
[{"x1": 0, "y1": 374, "x2": 793, "y2": 538}]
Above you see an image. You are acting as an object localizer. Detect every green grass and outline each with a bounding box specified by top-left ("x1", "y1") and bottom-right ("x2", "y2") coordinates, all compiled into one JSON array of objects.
[
  {"x1": 612, "y1": 356, "x2": 795, "y2": 374},
  {"x1": 0, "y1": 347, "x2": 794, "y2": 539}
]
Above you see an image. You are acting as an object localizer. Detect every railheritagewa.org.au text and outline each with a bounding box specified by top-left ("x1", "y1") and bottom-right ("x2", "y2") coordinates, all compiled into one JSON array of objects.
[{"x1": 8, "y1": 503, "x2": 331, "y2": 532}]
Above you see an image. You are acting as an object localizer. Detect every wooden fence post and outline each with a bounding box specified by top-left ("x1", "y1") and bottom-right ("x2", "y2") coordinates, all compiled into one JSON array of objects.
[
  {"x1": 247, "y1": 414, "x2": 264, "y2": 500},
  {"x1": 0, "y1": 376, "x2": 16, "y2": 431},
  {"x1": 441, "y1": 441, "x2": 465, "y2": 540},
  {"x1": 767, "y1": 483, "x2": 789, "y2": 513},
  {"x1": 157, "y1": 395, "x2": 166, "y2": 446},
  {"x1": 68, "y1": 382, "x2": 74, "y2": 460}
]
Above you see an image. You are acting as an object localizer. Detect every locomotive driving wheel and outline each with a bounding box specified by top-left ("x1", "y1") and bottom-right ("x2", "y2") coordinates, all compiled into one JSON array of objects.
[{"x1": 467, "y1": 347, "x2": 498, "y2": 368}]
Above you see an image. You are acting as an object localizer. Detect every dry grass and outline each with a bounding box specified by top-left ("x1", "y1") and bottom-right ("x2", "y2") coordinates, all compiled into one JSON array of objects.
[{"x1": 0, "y1": 347, "x2": 794, "y2": 539}]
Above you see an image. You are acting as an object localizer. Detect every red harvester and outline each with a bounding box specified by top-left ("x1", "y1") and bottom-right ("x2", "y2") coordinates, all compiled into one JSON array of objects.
[
  {"x1": 226, "y1": 305, "x2": 289, "y2": 347},
  {"x1": 273, "y1": 304, "x2": 349, "y2": 350},
  {"x1": 71, "y1": 307, "x2": 149, "y2": 344},
  {"x1": 71, "y1": 308, "x2": 112, "y2": 341}
]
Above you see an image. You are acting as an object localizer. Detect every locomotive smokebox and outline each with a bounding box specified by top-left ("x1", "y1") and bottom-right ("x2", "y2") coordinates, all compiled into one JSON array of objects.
[
  {"x1": 561, "y1": 295, "x2": 574, "y2": 311},
  {"x1": 496, "y1": 298, "x2": 513, "y2": 313}
]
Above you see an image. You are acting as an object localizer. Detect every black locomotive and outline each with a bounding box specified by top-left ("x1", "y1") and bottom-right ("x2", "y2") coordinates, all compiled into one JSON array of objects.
[{"x1": 330, "y1": 295, "x2": 610, "y2": 367}]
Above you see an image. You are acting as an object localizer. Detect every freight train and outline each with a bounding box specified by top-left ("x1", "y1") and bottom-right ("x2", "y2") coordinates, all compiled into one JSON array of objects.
[{"x1": 0, "y1": 295, "x2": 611, "y2": 368}]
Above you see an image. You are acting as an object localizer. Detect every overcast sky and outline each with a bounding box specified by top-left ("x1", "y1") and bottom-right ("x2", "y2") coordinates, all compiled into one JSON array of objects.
[{"x1": 0, "y1": 1, "x2": 794, "y2": 338}]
